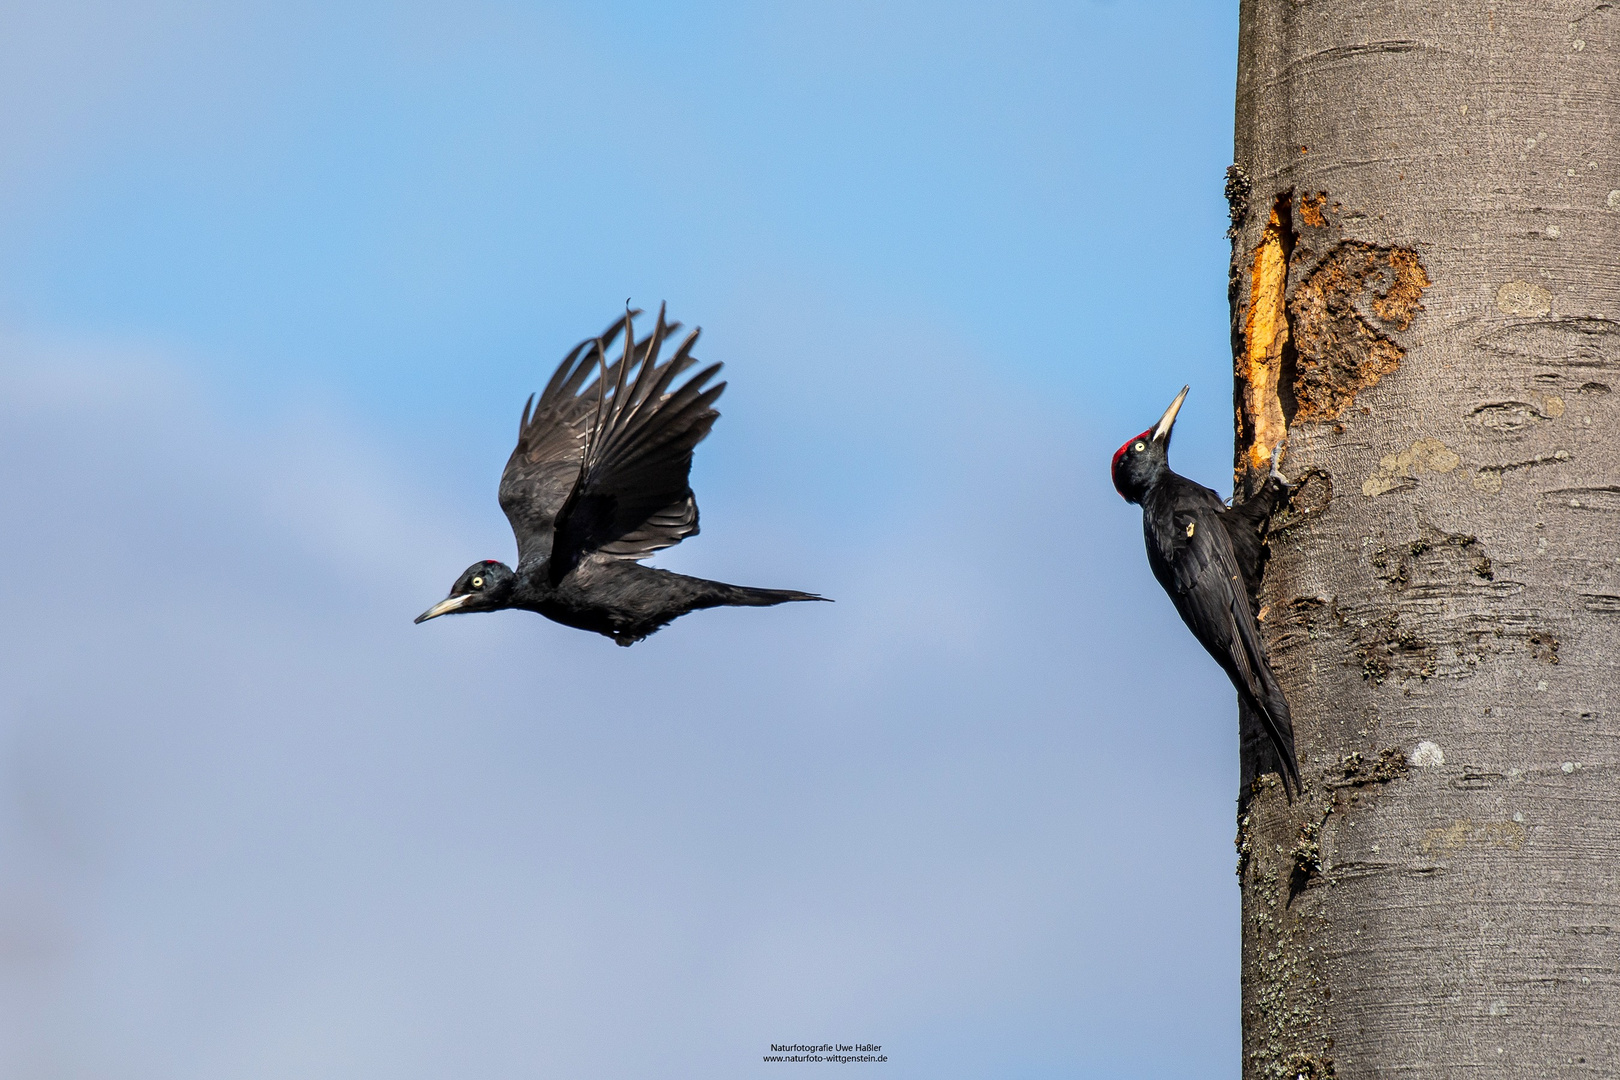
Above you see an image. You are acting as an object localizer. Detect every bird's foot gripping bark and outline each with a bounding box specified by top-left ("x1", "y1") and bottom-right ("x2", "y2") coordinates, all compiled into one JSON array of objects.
[{"x1": 1269, "y1": 437, "x2": 1289, "y2": 488}]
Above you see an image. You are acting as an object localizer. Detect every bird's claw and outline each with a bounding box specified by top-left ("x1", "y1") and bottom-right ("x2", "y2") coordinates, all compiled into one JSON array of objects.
[{"x1": 1269, "y1": 438, "x2": 1289, "y2": 486}]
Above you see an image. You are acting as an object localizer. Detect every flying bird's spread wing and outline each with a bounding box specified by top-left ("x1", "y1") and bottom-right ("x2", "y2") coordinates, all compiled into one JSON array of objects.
[
  {"x1": 549, "y1": 305, "x2": 724, "y2": 581},
  {"x1": 498, "y1": 314, "x2": 636, "y2": 564}
]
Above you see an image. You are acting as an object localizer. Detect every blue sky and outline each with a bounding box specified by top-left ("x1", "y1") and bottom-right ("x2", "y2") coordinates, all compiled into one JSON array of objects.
[{"x1": 0, "y1": 2, "x2": 1247, "y2": 1076}]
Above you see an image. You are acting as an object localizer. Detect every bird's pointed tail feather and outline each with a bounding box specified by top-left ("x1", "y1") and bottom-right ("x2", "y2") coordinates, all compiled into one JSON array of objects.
[
  {"x1": 714, "y1": 585, "x2": 830, "y2": 608},
  {"x1": 1239, "y1": 694, "x2": 1300, "y2": 807}
]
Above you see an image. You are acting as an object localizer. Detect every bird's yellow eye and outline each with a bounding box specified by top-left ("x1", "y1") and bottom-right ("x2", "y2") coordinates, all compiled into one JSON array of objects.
[
  {"x1": 1134, "y1": 441, "x2": 1146, "y2": 452},
  {"x1": 471, "y1": 576, "x2": 484, "y2": 589}
]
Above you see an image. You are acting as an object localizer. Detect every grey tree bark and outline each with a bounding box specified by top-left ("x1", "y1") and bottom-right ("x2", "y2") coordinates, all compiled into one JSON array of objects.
[{"x1": 1228, "y1": 3, "x2": 1620, "y2": 1077}]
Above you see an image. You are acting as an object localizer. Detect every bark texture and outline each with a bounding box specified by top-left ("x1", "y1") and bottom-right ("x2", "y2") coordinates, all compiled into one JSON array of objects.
[{"x1": 1230, "y1": 3, "x2": 1620, "y2": 1076}]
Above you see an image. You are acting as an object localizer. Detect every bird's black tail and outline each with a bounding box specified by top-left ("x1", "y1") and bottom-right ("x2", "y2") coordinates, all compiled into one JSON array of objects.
[
  {"x1": 1238, "y1": 679, "x2": 1300, "y2": 807},
  {"x1": 708, "y1": 584, "x2": 831, "y2": 608}
]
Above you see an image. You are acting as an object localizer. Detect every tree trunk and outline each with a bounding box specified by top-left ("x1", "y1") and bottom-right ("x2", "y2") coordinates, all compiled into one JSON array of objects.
[{"x1": 1229, "y1": 3, "x2": 1620, "y2": 1076}]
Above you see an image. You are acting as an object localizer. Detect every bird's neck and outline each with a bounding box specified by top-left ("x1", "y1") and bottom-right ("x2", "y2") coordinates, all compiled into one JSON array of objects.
[
  {"x1": 511, "y1": 560, "x2": 558, "y2": 607},
  {"x1": 1140, "y1": 469, "x2": 1186, "y2": 505},
  {"x1": 1123, "y1": 461, "x2": 1172, "y2": 505}
]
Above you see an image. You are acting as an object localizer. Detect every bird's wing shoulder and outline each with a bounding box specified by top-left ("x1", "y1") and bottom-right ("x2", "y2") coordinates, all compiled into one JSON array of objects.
[
  {"x1": 498, "y1": 315, "x2": 635, "y2": 563},
  {"x1": 550, "y1": 306, "x2": 724, "y2": 581},
  {"x1": 1148, "y1": 480, "x2": 1235, "y2": 598}
]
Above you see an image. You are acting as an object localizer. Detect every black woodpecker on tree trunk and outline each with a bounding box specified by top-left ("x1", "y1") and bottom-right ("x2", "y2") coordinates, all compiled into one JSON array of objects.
[
  {"x1": 416, "y1": 305, "x2": 827, "y2": 646},
  {"x1": 1112, "y1": 386, "x2": 1300, "y2": 803}
]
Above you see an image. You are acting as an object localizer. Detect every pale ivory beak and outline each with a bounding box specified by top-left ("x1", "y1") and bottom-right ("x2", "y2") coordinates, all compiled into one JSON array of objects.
[
  {"x1": 1153, "y1": 385, "x2": 1190, "y2": 442},
  {"x1": 414, "y1": 593, "x2": 472, "y2": 624}
]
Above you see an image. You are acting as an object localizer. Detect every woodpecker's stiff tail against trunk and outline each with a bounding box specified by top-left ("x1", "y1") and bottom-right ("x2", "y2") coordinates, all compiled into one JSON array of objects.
[{"x1": 1112, "y1": 386, "x2": 1300, "y2": 801}]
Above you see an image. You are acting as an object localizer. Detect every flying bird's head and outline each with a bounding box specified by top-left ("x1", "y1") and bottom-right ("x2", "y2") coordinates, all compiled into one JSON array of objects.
[
  {"x1": 1111, "y1": 385, "x2": 1188, "y2": 504},
  {"x1": 415, "y1": 560, "x2": 517, "y2": 623}
]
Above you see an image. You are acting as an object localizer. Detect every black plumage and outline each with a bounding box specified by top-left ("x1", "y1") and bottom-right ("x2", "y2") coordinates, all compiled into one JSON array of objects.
[
  {"x1": 416, "y1": 306, "x2": 826, "y2": 645},
  {"x1": 1112, "y1": 386, "x2": 1300, "y2": 800}
]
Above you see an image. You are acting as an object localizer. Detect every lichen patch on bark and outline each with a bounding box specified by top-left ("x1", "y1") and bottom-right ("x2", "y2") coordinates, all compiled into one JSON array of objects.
[
  {"x1": 1362, "y1": 437, "x2": 1459, "y2": 497},
  {"x1": 1227, "y1": 164, "x2": 1253, "y2": 240},
  {"x1": 1496, "y1": 280, "x2": 1552, "y2": 317},
  {"x1": 1420, "y1": 818, "x2": 1527, "y2": 854},
  {"x1": 1288, "y1": 242, "x2": 1429, "y2": 423},
  {"x1": 1279, "y1": 1052, "x2": 1338, "y2": 1080},
  {"x1": 1331, "y1": 747, "x2": 1409, "y2": 787}
]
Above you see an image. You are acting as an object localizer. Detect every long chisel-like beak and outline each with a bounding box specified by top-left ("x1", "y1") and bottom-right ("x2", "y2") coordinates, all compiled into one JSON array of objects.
[
  {"x1": 414, "y1": 594, "x2": 471, "y2": 624},
  {"x1": 1152, "y1": 385, "x2": 1189, "y2": 443}
]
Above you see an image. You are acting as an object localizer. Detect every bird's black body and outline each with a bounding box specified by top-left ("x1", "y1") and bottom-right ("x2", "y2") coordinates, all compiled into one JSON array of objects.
[
  {"x1": 1113, "y1": 387, "x2": 1300, "y2": 801},
  {"x1": 417, "y1": 307, "x2": 825, "y2": 645}
]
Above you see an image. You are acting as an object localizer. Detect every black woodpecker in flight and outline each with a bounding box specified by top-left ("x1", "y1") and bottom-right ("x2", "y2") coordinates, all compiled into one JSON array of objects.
[
  {"x1": 1112, "y1": 386, "x2": 1300, "y2": 801},
  {"x1": 416, "y1": 306, "x2": 827, "y2": 645}
]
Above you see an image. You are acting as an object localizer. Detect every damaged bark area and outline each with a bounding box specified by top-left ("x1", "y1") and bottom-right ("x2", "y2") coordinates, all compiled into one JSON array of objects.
[
  {"x1": 1238, "y1": 195, "x2": 1295, "y2": 478},
  {"x1": 1288, "y1": 242, "x2": 1429, "y2": 423},
  {"x1": 1233, "y1": 192, "x2": 1430, "y2": 488}
]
